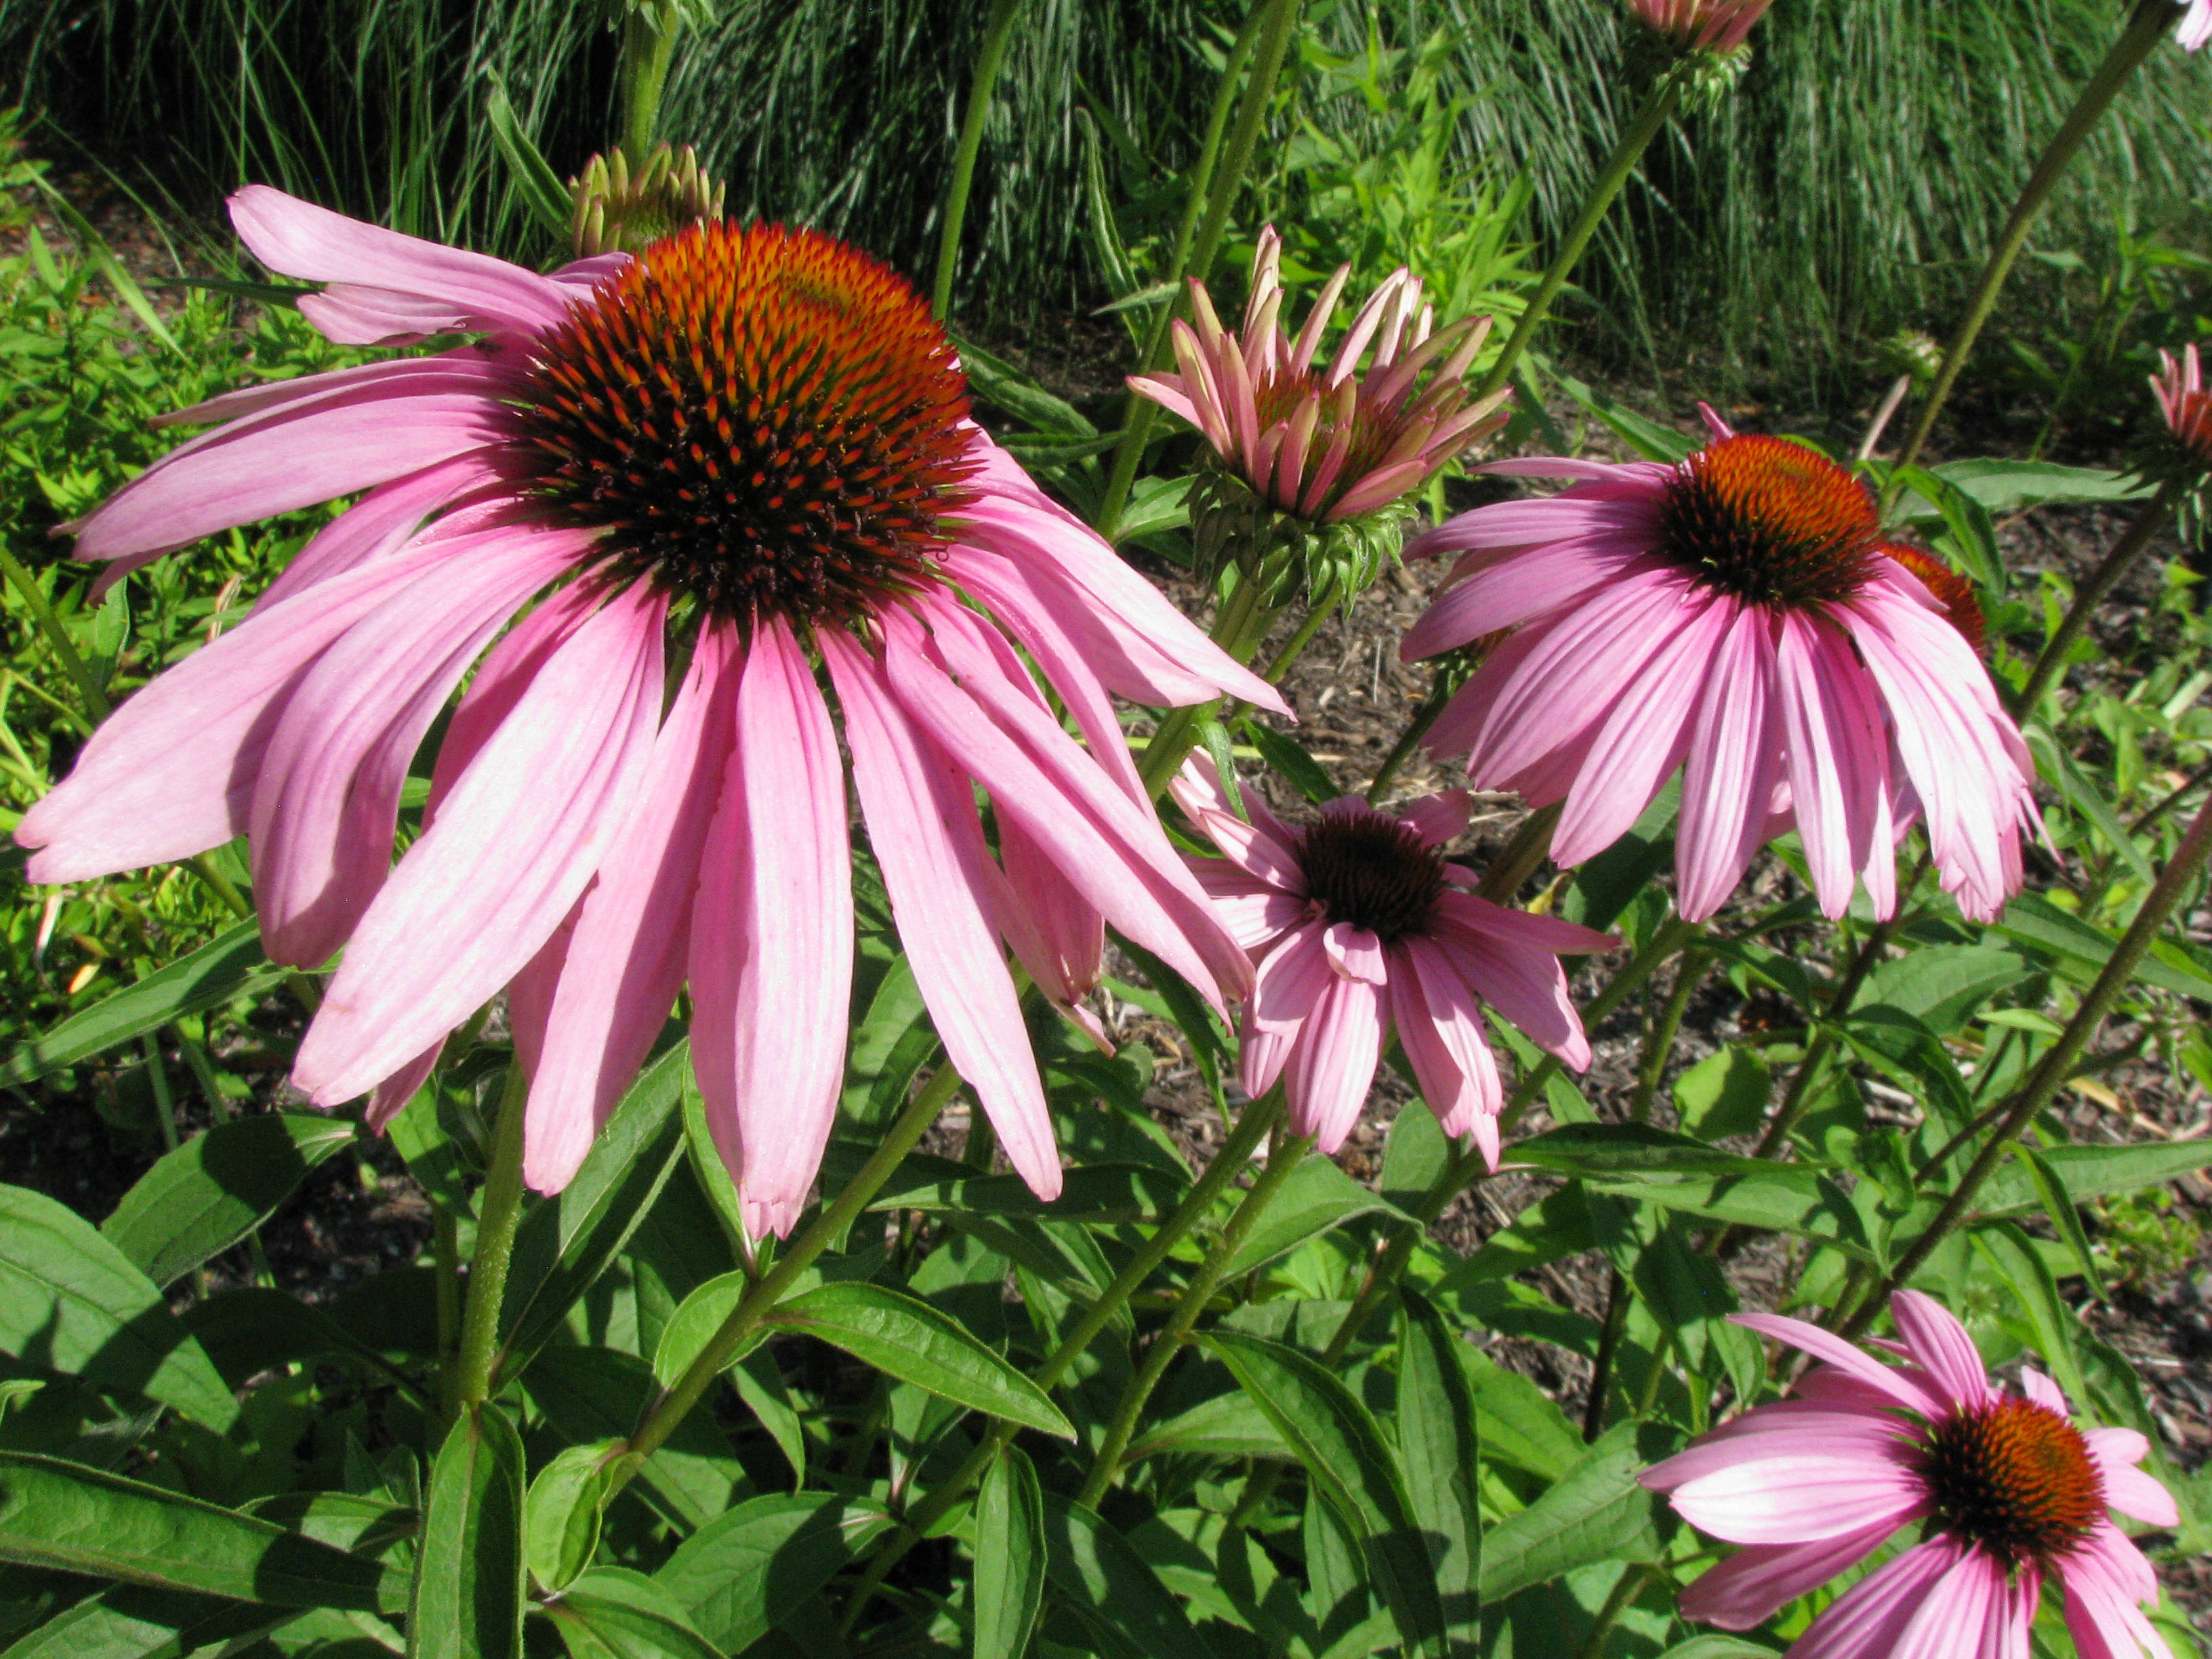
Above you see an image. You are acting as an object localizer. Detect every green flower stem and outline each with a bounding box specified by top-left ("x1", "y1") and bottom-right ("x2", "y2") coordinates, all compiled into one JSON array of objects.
[
  {"x1": 1474, "y1": 64, "x2": 1689, "y2": 403},
  {"x1": 617, "y1": 3, "x2": 683, "y2": 167},
  {"x1": 1843, "y1": 785, "x2": 2212, "y2": 1338},
  {"x1": 1322, "y1": 912, "x2": 1698, "y2": 1364},
  {"x1": 1577, "y1": 1565, "x2": 1658, "y2": 1659},
  {"x1": 1628, "y1": 941, "x2": 1709, "y2": 1122},
  {"x1": 449, "y1": 1065, "x2": 530, "y2": 1409},
  {"x1": 1076, "y1": 1107, "x2": 1313, "y2": 1505},
  {"x1": 840, "y1": 1088, "x2": 1288, "y2": 1625},
  {"x1": 929, "y1": 0, "x2": 1025, "y2": 321},
  {"x1": 2012, "y1": 479, "x2": 2182, "y2": 718},
  {"x1": 1582, "y1": 1269, "x2": 1630, "y2": 1441},
  {"x1": 615, "y1": 1063, "x2": 962, "y2": 1469},
  {"x1": 1094, "y1": 0, "x2": 1300, "y2": 538},
  {"x1": 1365, "y1": 674, "x2": 1452, "y2": 802},
  {"x1": 1, "y1": 543, "x2": 109, "y2": 723},
  {"x1": 1889, "y1": 0, "x2": 2177, "y2": 481},
  {"x1": 1136, "y1": 571, "x2": 1274, "y2": 799},
  {"x1": 1476, "y1": 802, "x2": 1562, "y2": 903}
]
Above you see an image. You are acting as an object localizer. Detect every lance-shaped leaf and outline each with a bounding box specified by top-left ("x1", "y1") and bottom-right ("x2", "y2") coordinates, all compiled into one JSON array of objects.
[
  {"x1": 541, "y1": 1567, "x2": 725, "y2": 1659},
  {"x1": 973, "y1": 1446, "x2": 1046, "y2": 1659},
  {"x1": 1398, "y1": 1290, "x2": 1483, "y2": 1652},
  {"x1": 656, "y1": 1493, "x2": 895, "y2": 1654},
  {"x1": 1216, "y1": 1158, "x2": 1415, "y2": 1280},
  {"x1": 0, "y1": 1582, "x2": 287, "y2": 1657},
  {"x1": 410, "y1": 1404, "x2": 526, "y2": 1658},
  {"x1": 1479, "y1": 1421, "x2": 1677, "y2": 1603},
  {"x1": 103, "y1": 1113, "x2": 357, "y2": 1289},
  {"x1": 1041, "y1": 1494, "x2": 1217, "y2": 1659}
]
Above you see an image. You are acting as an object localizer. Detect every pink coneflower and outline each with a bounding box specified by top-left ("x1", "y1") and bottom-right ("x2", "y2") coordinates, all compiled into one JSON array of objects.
[
  {"x1": 1626, "y1": 0, "x2": 1774, "y2": 52},
  {"x1": 1641, "y1": 1290, "x2": 2178, "y2": 1659},
  {"x1": 1128, "y1": 228, "x2": 1510, "y2": 527},
  {"x1": 16, "y1": 189, "x2": 1286, "y2": 1234},
  {"x1": 1170, "y1": 758, "x2": 1607, "y2": 1164},
  {"x1": 1400, "y1": 409, "x2": 2037, "y2": 924},
  {"x1": 2151, "y1": 344, "x2": 2212, "y2": 463}
]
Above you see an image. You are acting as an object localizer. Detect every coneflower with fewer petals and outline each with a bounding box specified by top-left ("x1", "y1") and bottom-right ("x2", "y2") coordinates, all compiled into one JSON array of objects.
[
  {"x1": 1129, "y1": 228, "x2": 1510, "y2": 598},
  {"x1": 16, "y1": 189, "x2": 1287, "y2": 1235},
  {"x1": 1626, "y1": 0, "x2": 1774, "y2": 54},
  {"x1": 1400, "y1": 407, "x2": 2036, "y2": 924},
  {"x1": 1171, "y1": 758, "x2": 1607, "y2": 1164},
  {"x1": 1641, "y1": 1290, "x2": 2177, "y2": 1659}
]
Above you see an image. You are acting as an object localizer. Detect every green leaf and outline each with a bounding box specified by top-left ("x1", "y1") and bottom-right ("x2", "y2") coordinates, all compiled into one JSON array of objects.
[
  {"x1": 1967, "y1": 1222, "x2": 2088, "y2": 1406},
  {"x1": 102, "y1": 1114, "x2": 355, "y2": 1289},
  {"x1": 1440, "y1": 1186, "x2": 1597, "y2": 1286},
  {"x1": 1655, "y1": 1638, "x2": 1786, "y2": 1659},
  {"x1": 1671, "y1": 1048, "x2": 1771, "y2": 1142},
  {"x1": 1460, "y1": 1349, "x2": 1584, "y2": 1481},
  {"x1": 2010, "y1": 1143, "x2": 2108, "y2": 1298},
  {"x1": 729, "y1": 1349, "x2": 806, "y2": 1490},
  {"x1": 0, "y1": 1452, "x2": 397, "y2": 1609},
  {"x1": 1216, "y1": 1158, "x2": 1412, "y2": 1279},
  {"x1": 27, "y1": 177, "x2": 180, "y2": 352},
  {"x1": 0, "y1": 1583, "x2": 284, "y2": 1658},
  {"x1": 482, "y1": 79, "x2": 573, "y2": 239},
  {"x1": 2025, "y1": 729, "x2": 2154, "y2": 888},
  {"x1": 950, "y1": 335, "x2": 1097, "y2": 437},
  {"x1": 1124, "y1": 1390, "x2": 1286, "y2": 1465},
  {"x1": 1975, "y1": 1140, "x2": 2212, "y2": 1216},
  {"x1": 1859, "y1": 945, "x2": 2030, "y2": 1036},
  {"x1": 180, "y1": 1286, "x2": 423, "y2": 1396},
  {"x1": 1511, "y1": 1123, "x2": 1784, "y2": 1179},
  {"x1": 1917, "y1": 459, "x2": 2152, "y2": 514},
  {"x1": 655, "y1": 1494, "x2": 893, "y2": 1654},
  {"x1": 840, "y1": 949, "x2": 937, "y2": 1129},
  {"x1": 520, "y1": 1347, "x2": 743, "y2": 1533},
  {"x1": 0, "y1": 919, "x2": 279, "y2": 1086},
  {"x1": 1397, "y1": 1291, "x2": 1482, "y2": 1649},
  {"x1": 1551, "y1": 373, "x2": 1697, "y2": 463},
  {"x1": 540, "y1": 1568, "x2": 724, "y2": 1659},
  {"x1": 496, "y1": 1043, "x2": 689, "y2": 1382},
  {"x1": 650, "y1": 1271, "x2": 752, "y2": 1390},
  {"x1": 765, "y1": 1283, "x2": 1073, "y2": 1439},
  {"x1": 1891, "y1": 464, "x2": 2003, "y2": 595},
  {"x1": 1559, "y1": 781, "x2": 1677, "y2": 934},
  {"x1": 1996, "y1": 891, "x2": 2212, "y2": 1002},
  {"x1": 866, "y1": 1160, "x2": 1184, "y2": 1223},
  {"x1": 409, "y1": 1404, "x2": 525, "y2": 1658},
  {"x1": 1203, "y1": 1330, "x2": 1448, "y2": 1659},
  {"x1": 973, "y1": 1447, "x2": 1046, "y2": 1659},
  {"x1": 525, "y1": 1441, "x2": 636, "y2": 1596},
  {"x1": 1040, "y1": 1495, "x2": 1218, "y2": 1659},
  {"x1": 0, "y1": 1185, "x2": 237, "y2": 1429},
  {"x1": 1237, "y1": 718, "x2": 1339, "y2": 804},
  {"x1": 1380, "y1": 1103, "x2": 1453, "y2": 1215},
  {"x1": 1478, "y1": 1422, "x2": 1675, "y2": 1603}
]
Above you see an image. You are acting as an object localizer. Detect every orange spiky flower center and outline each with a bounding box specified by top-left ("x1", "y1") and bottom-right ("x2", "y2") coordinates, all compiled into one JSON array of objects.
[
  {"x1": 1922, "y1": 1396, "x2": 2104, "y2": 1567},
  {"x1": 1883, "y1": 544, "x2": 1986, "y2": 650},
  {"x1": 1298, "y1": 811, "x2": 1447, "y2": 941},
  {"x1": 510, "y1": 221, "x2": 978, "y2": 626},
  {"x1": 1658, "y1": 434, "x2": 1881, "y2": 610}
]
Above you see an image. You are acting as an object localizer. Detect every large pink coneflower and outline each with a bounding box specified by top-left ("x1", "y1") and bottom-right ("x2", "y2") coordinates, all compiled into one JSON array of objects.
[
  {"x1": 1641, "y1": 1291, "x2": 2177, "y2": 1659},
  {"x1": 1128, "y1": 228, "x2": 1509, "y2": 529},
  {"x1": 1626, "y1": 0, "x2": 1774, "y2": 53},
  {"x1": 1170, "y1": 758, "x2": 1607, "y2": 1164},
  {"x1": 1400, "y1": 409, "x2": 2036, "y2": 923},
  {"x1": 17, "y1": 189, "x2": 1286, "y2": 1235}
]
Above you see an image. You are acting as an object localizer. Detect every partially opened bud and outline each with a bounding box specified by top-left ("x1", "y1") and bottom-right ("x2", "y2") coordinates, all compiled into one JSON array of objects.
[
  {"x1": 1626, "y1": 0, "x2": 1775, "y2": 54},
  {"x1": 1129, "y1": 227, "x2": 1510, "y2": 603},
  {"x1": 2148, "y1": 343, "x2": 2212, "y2": 538},
  {"x1": 570, "y1": 143, "x2": 726, "y2": 258}
]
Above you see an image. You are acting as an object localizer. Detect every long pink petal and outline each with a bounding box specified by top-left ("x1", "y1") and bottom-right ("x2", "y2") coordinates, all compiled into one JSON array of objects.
[
  {"x1": 691, "y1": 619, "x2": 855, "y2": 1240},
  {"x1": 1731, "y1": 1312, "x2": 1947, "y2": 1419},
  {"x1": 229, "y1": 185, "x2": 576, "y2": 337},
  {"x1": 1788, "y1": 1538, "x2": 1966, "y2": 1659},
  {"x1": 1242, "y1": 924, "x2": 1330, "y2": 1099},
  {"x1": 507, "y1": 904, "x2": 578, "y2": 1083},
  {"x1": 1401, "y1": 537, "x2": 1652, "y2": 660},
  {"x1": 1675, "y1": 1519, "x2": 1906, "y2": 1631},
  {"x1": 1433, "y1": 888, "x2": 1613, "y2": 957},
  {"x1": 1675, "y1": 602, "x2": 1782, "y2": 921},
  {"x1": 1404, "y1": 490, "x2": 1663, "y2": 562},
  {"x1": 245, "y1": 528, "x2": 572, "y2": 966},
  {"x1": 364, "y1": 1038, "x2": 445, "y2": 1133},
  {"x1": 819, "y1": 630, "x2": 1061, "y2": 1200},
  {"x1": 523, "y1": 626, "x2": 741, "y2": 1193},
  {"x1": 1889, "y1": 1290, "x2": 1994, "y2": 1412},
  {"x1": 1167, "y1": 754, "x2": 1305, "y2": 890},
  {"x1": 1427, "y1": 900, "x2": 1590, "y2": 1069},
  {"x1": 1885, "y1": 1545, "x2": 2005, "y2": 1659},
  {"x1": 2092, "y1": 1459, "x2": 2179, "y2": 1530},
  {"x1": 16, "y1": 536, "x2": 466, "y2": 882},
  {"x1": 1774, "y1": 613, "x2": 1893, "y2": 919},
  {"x1": 1396, "y1": 935, "x2": 1506, "y2": 1141},
  {"x1": 1284, "y1": 975, "x2": 1384, "y2": 1151},
  {"x1": 255, "y1": 456, "x2": 505, "y2": 611},
  {"x1": 291, "y1": 583, "x2": 665, "y2": 1103},
  {"x1": 1666, "y1": 1455, "x2": 1930, "y2": 1544}
]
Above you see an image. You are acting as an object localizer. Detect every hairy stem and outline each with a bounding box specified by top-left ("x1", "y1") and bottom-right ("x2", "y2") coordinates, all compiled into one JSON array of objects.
[
  {"x1": 449, "y1": 1065, "x2": 529, "y2": 1409},
  {"x1": 617, "y1": 3, "x2": 682, "y2": 167},
  {"x1": 929, "y1": 0, "x2": 1025, "y2": 321},
  {"x1": 1628, "y1": 942, "x2": 1708, "y2": 1122}
]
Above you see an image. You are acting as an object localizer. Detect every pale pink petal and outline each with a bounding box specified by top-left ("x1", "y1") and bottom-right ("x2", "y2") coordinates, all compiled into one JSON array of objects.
[
  {"x1": 2091, "y1": 1452, "x2": 2179, "y2": 1529},
  {"x1": 1775, "y1": 612, "x2": 1891, "y2": 919},
  {"x1": 1397, "y1": 790, "x2": 1472, "y2": 846},
  {"x1": 819, "y1": 630, "x2": 1061, "y2": 1200},
  {"x1": 1250, "y1": 922, "x2": 1332, "y2": 1033},
  {"x1": 1666, "y1": 1455, "x2": 1928, "y2": 1544},
  {"x1": 1432, "y1": 889, "x2": 1613, "y2": 956},
  {"x1": 1404, "y1": 491, "x2": 1664, "y2": 562},
  {"x1": 2084, "y1": 1425, "x2": 2150, "y2": 1468},
  {"x1": 1401, "y1": 537, "x2": 1653, "y2": 660},
  {"x1": 1427, "y1": 898, "x2": 1589, "y2": 1068},
  {"x1": 691, "y1": 618, "x2": 855, "y2": 1240},
  {"x1": 1889, "y1": 1290, "x2": 1994, "y2": 1412},
  {"x1": 16, "y1": 537, "x2": 465, "y2": 882},
  {"x1": 1168, "y1": 755, "x2": 1305, "y2": 891},
  {"x1": 246, "y1": 527, "x2": 573, "y2": 966},
  {"x1": 1472, "y1": 455, "x2": 1677, "y2": 487},
  {"x1": 291, "y1": 583, "x2": 665, "y2": 1103},
  {"x1": 1284, "y1": 975, "x2": 1384, "y2": 1151},
  {"x1": 1676, "y1": 1519, "x2": 1905, "y2": 1631},
  {"x1": 523, "y1": 626, "x2": 739, "y2": 1193},
  {"x1": 1886, "y1": 1544, "x2": 2005, "y2": 1659},
  {"x1": 1322, "y1": 922, "x2": 1388, "y2": 983},
  {"x1": 508, "y1": 905, "x2": 578, "y2": 1082},
  {"x1": 996, "y1": 817, "x2": 1107, "y2": 1010},
  {"x1": 255, "y1": 455, "x2": 504, "y2": 610},
  {"x1": 1204, "y1": 886, "x2": 1311, "y2": 951},
  {"x1": 1788, "y1": 1538, "x2": 1965, "y2": 1659},
  {"x1": 1676, "y1": 602, "x2": 1782, "y2": 922},
  {"x1": 1643, "y1": 1414, "x2": 1921, "y2": 1490},
  {"x1": 1732, "y1": 1312, "x2": 1948, "y2": 1419},
  {"x1": 1394, "y1": 936, "x2": 1506, "y2": 1141},
  {"x1": 229, "y1": 185, "x2": 575, "y2": 337},
  {"x1": 364, "y1": 1039, "x2": 444, "y2": 1133}
]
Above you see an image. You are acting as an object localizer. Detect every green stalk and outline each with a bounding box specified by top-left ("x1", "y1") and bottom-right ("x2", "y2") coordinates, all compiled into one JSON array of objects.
[
  {"x1": 1094, "y1": 0, "x2": 1299, "y2": 538},
  {"x1": 616, "y1": 1064, "x2": 961, "y2": 1469},
  {"x1": 1627, "y1": 942, "x2": 1708, "y2": 1122},
  {"x1": 1476, "y1": 802, "x2": 1562, "y2": 903},
  {"x1": 1136, "y1": 571, "x2": 1274, "y2": 798},
  {"x1": 1076, "y1": 1111, "x2": 1313, "y2": 1505},
  {"x1": 1365, "y1": 676, "x2": 1451, "y2": 802},
  {"x1": 617, "y1": 3, "x2": 682, "y2": 167},
  {"x1": 1889, "y1": 0, "x2": 2177, "y2": 480},
  {"x1": 449, "y1": 1066, "x2": 530, "y2": 1408},
  {"x1": 929, "y1": 0, "x2": 1026, "y2": 321},
  {"x1": 1475, "y1": 64, "x2": 1690, "y2": 402},
  {"x1": 1, "y1": 544, "x2": 109, "y2": 722},
  {"x1": 841, "y1": 1088, "x2": 1288, "y2": 1624},
  {"x1": 2011, "y1": 480, "x2": 2181, "y2": 718},
  {"x1": 1843, "y1": 785, "x2": 2212, "y2": 1336}
]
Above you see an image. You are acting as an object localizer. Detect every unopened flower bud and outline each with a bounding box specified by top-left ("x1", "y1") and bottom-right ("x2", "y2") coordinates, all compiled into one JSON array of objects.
[{"x1": 570, "y1": 143, "x2": 726, "y2": 259}]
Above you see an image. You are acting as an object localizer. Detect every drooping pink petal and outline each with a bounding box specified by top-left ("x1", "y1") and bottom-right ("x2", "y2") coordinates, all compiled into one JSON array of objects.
[
  {"x1": 229, "y1": 184, "x2": 577, "y2": 337},
  {"x1": 1395, "y1": 790, "x2": 1473, "y2": 847},
  {"x1": 523, "y1": 626, "x2": 740, "y2": 1193},
  {"x1": 255, "y1": 455, "x2": 505, "y2": 611},
  {"x1": 1675, "y1": 1519, "x2": 1907, "y2": 1631},
  {"x1": 1433, "y1": 889, "x2": 1613, "y2": 957},
  {"x1": 1888, "y1": 1290, "x2": 1994, "y2": 1412},
  {"x1": 1322, "y1": 922, "x2": 1387, "y2": 984},
  {"x1": 1395, "y1": 935, "x2": 1507, "y2": 1142},
  {"x1": 1641, "y1": 1413, "x2": 1921, "y2": 1491},
  {"x1": 819, "y1": 630, "x2": 1061, "y2": 1200},
  {"x1": 364, "y1": 1038, "x2": 445, "y2": 1133},
  {"x1": 245, "y1": 527, "x2": 575, "y2": 966},
  {"x1": 1401, "y1": 537, "x2": 1654, "y2": 661},
  {"x1": 1242, "y1": 923, "x2": 1331, "y2": 1099},
  {"x1": 995, "y1": 817, "x2": 1108, "y2": 1017},
  {"x1": 507, "y1": 904, "x2": 579, "y2": 1082},
  {"x1": 691, "y1": 618, "x2": 855, "y2": 1240},
  {"x1": 1168, "y1": 754, "x2": 1305, "y2": 891},
  {"x1": 1675, "y1": 602, "x2": 1782, "y2": 922},
  {"x1": 291, "y1": 582, "x2": 665, "y2": 1103},
  {"x1": 1284, "y1": 975, "x2": 1385, "y2": 1151},
  {"x1": 1428, "y1": 895, "x2": 1590, "y2": 1069},
  {"x1": 1730, "y1": 1312, "x2": 1948, "y2": 1419},
  {"x1": 1787, "y1": 1538, "x2": 1966, "y2": 1659},
  {"x1": 2087, "y1": 1443, "x2": 2180, "y2": 1528},
  {"x1": 16, "y1": 536, "x2": 465, "y2": 882},
  {"x1": 1885, "y1": 1544, "x2": 2005, "y2": 1659}
]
